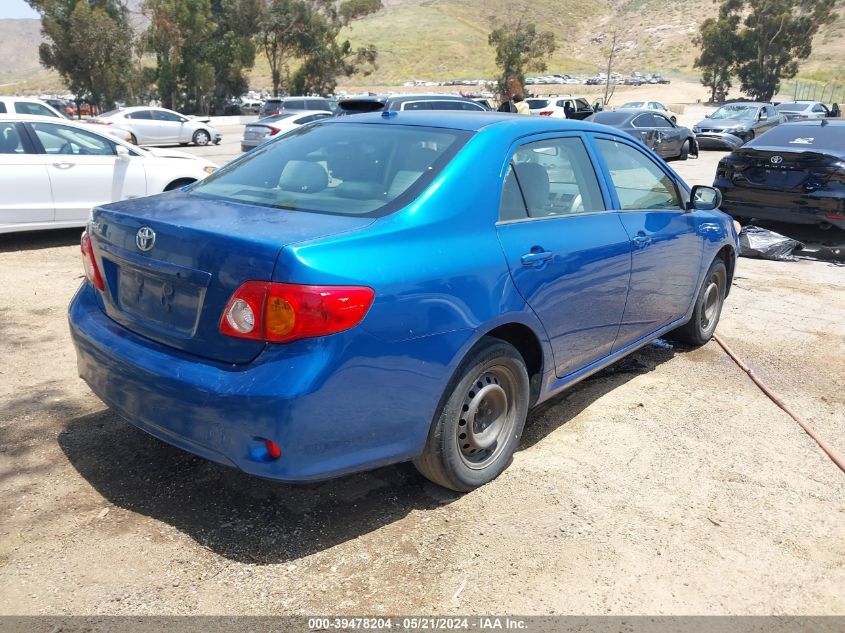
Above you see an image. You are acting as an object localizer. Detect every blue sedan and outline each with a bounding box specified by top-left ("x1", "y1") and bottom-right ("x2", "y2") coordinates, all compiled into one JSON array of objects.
[{"x1": 69, "y1": 112, "x2": 739, "y2": 492}]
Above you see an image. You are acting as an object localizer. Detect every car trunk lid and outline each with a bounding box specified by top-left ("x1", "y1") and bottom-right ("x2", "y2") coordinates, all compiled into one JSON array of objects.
[
  {"x1": 727, "y1": 148, "x2": 841, "y2": 192},
  {"x1": 89, "y1": 192, "x2": 373, "y2": 364}
]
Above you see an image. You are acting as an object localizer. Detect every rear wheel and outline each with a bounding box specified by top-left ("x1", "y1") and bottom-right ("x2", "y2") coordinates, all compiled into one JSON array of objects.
[
  {"x1": 668, "y1": 258, "x2": 727, "y2": 346},
  {"x1": 192, "y1": 129, "x2": 211, "y2": 146},
  {"x1": 414, "y1": 338, "x2": 529, "y2": 492}
]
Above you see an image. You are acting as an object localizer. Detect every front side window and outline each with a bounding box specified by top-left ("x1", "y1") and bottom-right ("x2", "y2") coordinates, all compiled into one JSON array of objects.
[
  {"x1": 595, "y1": 138, "x2": 681, "y2": 211},
  {"x1": 30, "y1": 122, "x2": 116, "y2": 156},
  {"x1": 190, "y1": 123, "x2": 470, "y2": 217},
  {"x1": 153, "y1": 110, "x2": 183, "y2": 122},
  {"x1": 0, "y1": 122, "x2": 26, "y2": 154},
  {"x1": 15, "y1": 101, "x2": 57, "y2": 117},
  {"x1": 499, "y1": 136, "x2": 605, "y2": 221},
  {"x1": 126, "y1": 110, "x2": 153, "y2": 120}
]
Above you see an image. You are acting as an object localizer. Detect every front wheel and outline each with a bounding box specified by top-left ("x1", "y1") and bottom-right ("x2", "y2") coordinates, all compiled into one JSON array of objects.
[
  {"x1": 668, "y1": 258, "x2": 727, "y2": 346},
  {"x1": 414, "y1": 338, "x2": 530, "y2": 492},
  {"x1": 192, "y1": 129, "x2": 211, "y2": 146},
  {"x1": 678, "y1": 139, "x2": 690, "y2": 161}
]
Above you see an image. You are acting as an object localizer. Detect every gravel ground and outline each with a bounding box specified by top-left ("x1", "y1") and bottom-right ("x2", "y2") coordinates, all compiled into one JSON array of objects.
[{"x1": 1, "y1": 111, "x2": 844, "y2": 616}]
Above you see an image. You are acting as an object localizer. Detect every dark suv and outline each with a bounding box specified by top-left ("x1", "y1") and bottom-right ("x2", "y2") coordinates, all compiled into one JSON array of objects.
[
  {"x1": 259, "y1": 96, "x2": 336, "y2": 118},
  {"x1": 336, "y1": 94, "x2": 489, "y2": 115}
]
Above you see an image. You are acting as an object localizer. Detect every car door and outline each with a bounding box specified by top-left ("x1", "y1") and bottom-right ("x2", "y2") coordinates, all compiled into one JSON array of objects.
[
  {"x1": 630, "y1": 113, "x2": 661, "y2": 150},
  {"x1": 495, "y1": 134, "x2": 632, "y2": 378},
  {"x1": 28, "y1": 121, "x2": 147, "y2": 223},
  {"x1": 124, "y1": 110, "x2": 158, "y2": 144},
  {"x1": 591, "y1": 135, "x2": 703, "y2": 351},
  {"x1": 152, "y1": 110, "x2": 184, "y2": 143},
  {"x1": 0, "y1": 121, "x2": 55, "y2": 228},
  {"x1": 652, "y1": 114, "x2": 683, "y2": 156}
]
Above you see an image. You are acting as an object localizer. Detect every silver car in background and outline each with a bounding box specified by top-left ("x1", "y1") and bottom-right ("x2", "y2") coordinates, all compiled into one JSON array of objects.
[
  {"x1": 775, "y1": 101, "x2": 834, "y2": 121},
  {"x1": 240, "y1": 110, "x2": 332, "y2": 152},
  {"x1": 692, "y1": 102, "x2": 784, "y2": 149},
  {"x1": 90, "y1": 106, "x2": 222, "y2": 146}
]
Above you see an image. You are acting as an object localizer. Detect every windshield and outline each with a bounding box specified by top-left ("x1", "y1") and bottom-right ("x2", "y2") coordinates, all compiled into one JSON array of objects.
[
  {"x1": 709, "y1": 105, "x2": 758, "y2": 120},
  {"x1": 526, "y1": 99, "x2": 549, "y2": 109},
  {"x1": 775, "y1": 103, "x2": 806, "y2": 113},
  {"x1": 620, "y1": 102, "x2": 644, "y2": 108},
  {"x1": 190, "y1": 123, "x2": 471, "y2": 217}
]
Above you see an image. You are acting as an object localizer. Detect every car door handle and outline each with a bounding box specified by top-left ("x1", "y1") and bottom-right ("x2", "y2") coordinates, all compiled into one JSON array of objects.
[
  {"x1": 520, "y1": 248, "x2": 553, "y2": 267},
  {"x1": 52, "y1": 162, "x2": 74, "y2": 169},
  {"x1": 632, "y1": 233, "x2": 652, "y2": 249}
]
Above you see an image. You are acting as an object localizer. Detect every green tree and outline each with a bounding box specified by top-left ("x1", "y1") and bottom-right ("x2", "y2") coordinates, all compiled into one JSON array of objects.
[
  {"x1": 694, "y1": 14, "x2": 741, "y2": 103},
  {"x1": 142, "y1": 0, "x2": 216, "y2": 111},
  {"x1": 288, "y1": 0, "x2": 382, "y2": 95},
  {"x1": 488, "y1": 22, "x2": 556, "y2": 100},
  {"x1": 734, "y1": 0, "x2": 837, "y2": 101},
  {"x1": 207, "y1": 0, "x2": 261, "y2": 106},
  {"x1": 26, "y1": 0, "x2": 133, "y2": 114},
  {"x1": 259, "y1": 0, "x2": 315, "y2": 96}
]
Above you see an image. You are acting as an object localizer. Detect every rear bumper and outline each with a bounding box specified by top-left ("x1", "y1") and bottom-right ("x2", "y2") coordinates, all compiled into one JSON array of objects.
[
  {"x1": 716, "y1": 180, "x2": 845, "y2": 229},
  {"x1": 68, "y1": 283, "x2": 459, "y2": 482}
]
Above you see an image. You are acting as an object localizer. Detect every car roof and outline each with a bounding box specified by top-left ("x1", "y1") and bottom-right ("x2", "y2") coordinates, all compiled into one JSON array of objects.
[{"x1": 324, "y1": 110, "x2": 613, "y2": 134}]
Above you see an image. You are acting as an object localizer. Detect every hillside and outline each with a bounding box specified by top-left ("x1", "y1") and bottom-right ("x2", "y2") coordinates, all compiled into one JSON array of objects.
[{"x1": 1, "y1": 0, "x2": 843, "y2": 95}]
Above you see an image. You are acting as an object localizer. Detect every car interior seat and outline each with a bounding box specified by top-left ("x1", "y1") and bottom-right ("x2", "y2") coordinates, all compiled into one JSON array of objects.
[
  {"x1": 278, "y1": 160, "x2": 329, "y2": 193},
  {"x1": 0, "y1": 126, "x2": 21, "y2": 153},
  {"x1": 513, "y1": 162, "x2": 550, "y2": 216},
  {"x1": 387, "y1": 147, "x2": 438, "y2": 198}
]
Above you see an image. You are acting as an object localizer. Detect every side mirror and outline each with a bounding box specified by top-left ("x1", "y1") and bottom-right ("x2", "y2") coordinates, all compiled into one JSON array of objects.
[
  {"x1": 115, "y1": 144, "x2": 130, "y2": 159},
  {"x1": 687, "y1": 185, "x2": 721, "y2": 211}
]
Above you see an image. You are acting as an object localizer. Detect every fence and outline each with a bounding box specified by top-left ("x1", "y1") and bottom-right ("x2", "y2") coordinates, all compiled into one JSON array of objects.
[{"x1": 791, "y1": 80, "x2": 845, "y2": 105}]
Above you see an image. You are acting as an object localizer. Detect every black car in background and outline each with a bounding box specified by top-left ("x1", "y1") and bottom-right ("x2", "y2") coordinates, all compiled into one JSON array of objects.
[
  {"x1": 588, "y1": 109, "x2": 697, "y2": 160},
  {"x1": 714, "y1": 120, "x2": 845, "y2": 233},
  {"x1": 335, "y1": 94, "x2": 489, "y2": 114}
]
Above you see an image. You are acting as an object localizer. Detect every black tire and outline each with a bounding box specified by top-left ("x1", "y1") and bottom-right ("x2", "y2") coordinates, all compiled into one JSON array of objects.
[
  {"x1": 678, "y1": 139, "x2": 690, "y2": 161},
  {"x1": 192, "y1": 129, "x2": 211, "y2": 146},
  {"x1": 164, "y1": 178, "x2": 195, "y2": 192},
  {"x1": 668, "y1": 258, "x2": 727, "y2": 346},
  {"x1": 414, "y1": 337, "x2": 530, "y2": 492}
]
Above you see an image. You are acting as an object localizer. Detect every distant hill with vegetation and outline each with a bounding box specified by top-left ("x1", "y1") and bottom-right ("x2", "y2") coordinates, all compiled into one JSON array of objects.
[{"x1": 1, "y1": 0, "x2": 842, "y2": 94}]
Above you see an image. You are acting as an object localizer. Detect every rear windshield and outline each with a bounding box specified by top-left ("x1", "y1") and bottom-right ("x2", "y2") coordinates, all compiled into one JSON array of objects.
[
  {"x1": 775, "y1": 103, "x2": 806, "y2": 112},
  {"x1": 591, "y1": 111, "x2": 630, "y2": 125},
  {"x1": 526, "y1": 99, "x2": 549, "y2": 109},
  {"x1": 190, "y1": 123, "x2": 471, "y2": 217},
  {"x1": 258, "y1": 112, "x2": 298, "y2": 123},
  {"x1": 620, "y1": 102, "x2": 644, "y2": 108},
  {"x1": 748, "y1": 123, "x2": 845, "y2": 155}
]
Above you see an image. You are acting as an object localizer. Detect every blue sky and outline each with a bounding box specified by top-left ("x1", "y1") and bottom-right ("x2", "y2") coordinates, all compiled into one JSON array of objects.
[{"x1": 0, "y1": 0, "x2": 40, "y2": 19}]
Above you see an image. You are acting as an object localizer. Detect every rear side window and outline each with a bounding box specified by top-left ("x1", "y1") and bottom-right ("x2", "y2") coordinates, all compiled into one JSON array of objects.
[
  {"x1": 306, "y1": 99, "x2": 328, "y2": 110},
  {"x1": 284, "y1": 99, "x2": 306, "y2": 110},
  {"x1": 30, "y1": 122, "x2": 116, "y2": 156},
  {"x1": 499, "y1": 137, "x2": 605, "y2": 221},
  {"x1": 595, "y1": 138, "x2": 681, "y2": 210},
  {"x1": 15, "y1": 101, "x2": 57, "y2": 117},
  {"x1": 0, "y1": 122, "x2": 26, "y2": 154},
  {"x1": 0, "y1": 102, "x2": 6, "y2": 114},
  {"x1": 190, "y1": 123, "x2": 471, "y2": 217}
]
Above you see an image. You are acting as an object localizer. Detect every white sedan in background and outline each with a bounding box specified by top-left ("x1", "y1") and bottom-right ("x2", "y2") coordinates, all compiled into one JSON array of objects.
[
  {"x1": 240, "y1": 110, "x2": 333, "y2": 151},
  {"x1": 618, "y1": 101, "x2": 680, "y2": 124},
  {"x1": 0, "y1": 115, "x2": 217, "y2": 234},
  {"x1": 91, "y1": 106, "x2": 222, "y2": 146}
]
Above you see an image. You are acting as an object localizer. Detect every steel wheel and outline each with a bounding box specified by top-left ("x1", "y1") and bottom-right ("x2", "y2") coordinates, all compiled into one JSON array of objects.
[
  {"x1": 414, "y1": 337, "x2": 530, "y2": 492},
  {"x1": 193, "y1": 130, "x2": 210, "y2": 146},
  {"x1": 668, "y1": 258, "x2": 728, "y2": 346},
  {"x1": 456, "y1": 365, "x2": 520, "y2": 470}
]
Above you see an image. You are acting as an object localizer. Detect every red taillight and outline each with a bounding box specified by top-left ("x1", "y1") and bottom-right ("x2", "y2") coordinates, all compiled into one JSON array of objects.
[
  {"x1": 265, "y1": 439, "x2": 282, "y2": 459},
  {"x1": 539, "y1": 111, "x2": 554, "y2": 117},
  {"x1": 268, "y1": 128, "x2": 281, "y2": 136},
  {"x1": 826, "y1": 213, "x2": 844, "y2": 220},
  {"x1": 80, "y1": 230, "x2": 104, "y2": 291},
  {"x1": 220, "y1": 282, "x2": 375, "y2": 343}
]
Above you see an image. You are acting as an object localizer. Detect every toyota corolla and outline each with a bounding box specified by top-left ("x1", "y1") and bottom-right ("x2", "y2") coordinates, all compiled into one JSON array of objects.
[{"x1": 69, "y1": 112, "x2": 738, "y2": 492}]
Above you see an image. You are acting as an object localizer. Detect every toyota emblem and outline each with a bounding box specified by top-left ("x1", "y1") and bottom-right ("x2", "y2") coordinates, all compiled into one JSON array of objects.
[
  {"x1": 770, "y1": 155, "x2": 783, "y2": 164},
  {"x1": 136, "y1": 226, "x2": 156, "y2": 252}
]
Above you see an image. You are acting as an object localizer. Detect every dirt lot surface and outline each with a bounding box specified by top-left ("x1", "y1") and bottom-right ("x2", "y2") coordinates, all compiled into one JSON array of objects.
[{"x1": 1, "y1": 109, "x2": 844, "y2": 616}]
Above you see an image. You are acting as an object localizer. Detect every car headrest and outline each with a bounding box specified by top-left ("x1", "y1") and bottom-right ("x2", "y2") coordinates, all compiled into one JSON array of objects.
[
  {"x1": 278, "y1": 160, "x2": 328, "y2": 193},
  {"x1": 401, "y1": 147, "x2": 438, "y2": 171},
  {"x1": 0, "y1": 126, "x2": 21, "y2": 154},
  {"x1": 513, "y1": 162, "x2": 550, "y2": 214}
]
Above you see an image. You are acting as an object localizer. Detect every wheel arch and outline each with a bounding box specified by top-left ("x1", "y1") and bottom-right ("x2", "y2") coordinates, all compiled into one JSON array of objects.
[
  {"x1": 715, "y1": 244, "x2": 736, "y2": 297},
  {"x1": 163, "y1": 177, "x2": 196, "y2": 192}
]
